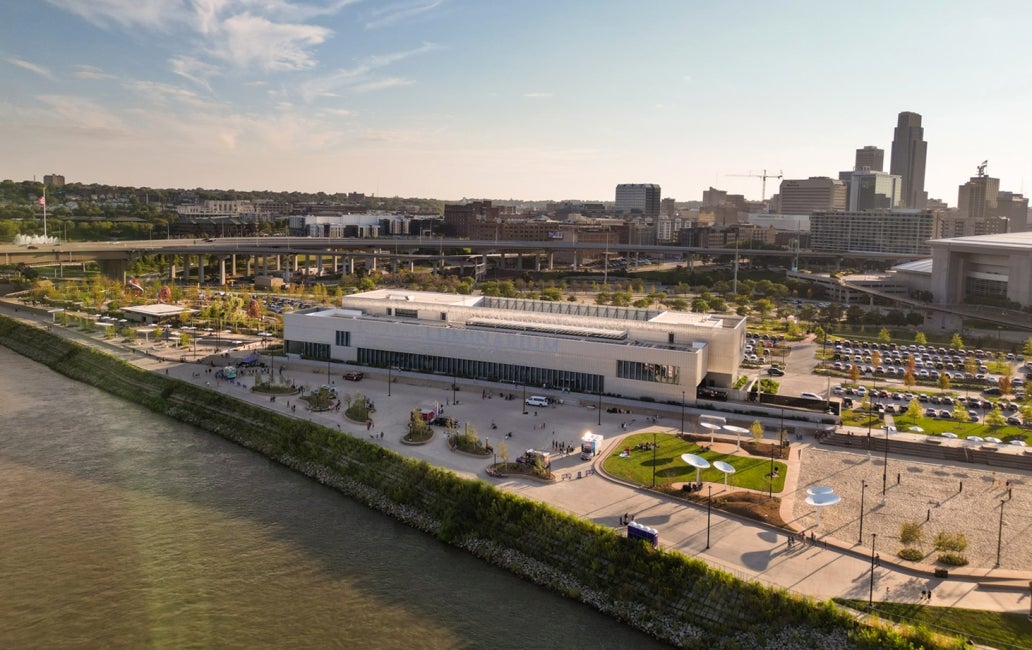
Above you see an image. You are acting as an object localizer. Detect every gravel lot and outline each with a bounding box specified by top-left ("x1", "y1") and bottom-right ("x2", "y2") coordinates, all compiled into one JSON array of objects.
[{"x1": 792, "y1": 445, "x2": 1032, "y2": 570}]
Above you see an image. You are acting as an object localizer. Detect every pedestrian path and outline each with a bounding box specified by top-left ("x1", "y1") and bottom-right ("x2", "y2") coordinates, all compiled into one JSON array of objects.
[{"x1": 1, "y1": 298, "x2": 1029, "y2": 618}]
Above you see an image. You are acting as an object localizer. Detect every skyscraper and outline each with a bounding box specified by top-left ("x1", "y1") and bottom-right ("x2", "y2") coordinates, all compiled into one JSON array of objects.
[
  {"x1": 615, "y1": 184, "x2": 661, "y2": 217},
  {"x1": 777, "y1": 177, "x2": 847, "y2": 214},
  {"x1": 889, "y1": 111, "x2": 928, "y2": 209},
  {"x1": 854, "y1": 146, "x2": 884, "y2": 172}
]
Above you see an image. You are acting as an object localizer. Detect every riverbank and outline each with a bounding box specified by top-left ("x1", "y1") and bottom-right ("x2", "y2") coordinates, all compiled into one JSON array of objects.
[{"x1": 0, "y1": 314, "x2": 950, "y2": 649}]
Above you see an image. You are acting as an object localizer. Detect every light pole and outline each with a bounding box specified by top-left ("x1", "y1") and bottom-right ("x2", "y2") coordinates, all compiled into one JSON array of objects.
[
  {"x1": 882, "y1": 425, "x2": 889, "y2": 496},
  {"x1": 597, "y1": 390, "x2": 602, "y2": 426},
  {"x1": 868, "y1": 532, "x2": 877, "y2": 609},
  {"x1": 648, "y1": 433, "x2": 656, "y2": 489},
  {"x1": 521, "y1": 378, "x2": 527, "y2": 414},
  {"x1": 858, "y1": 480, "x2": 867, "y2": 544},
  {"x1": 388, "y1": 363, "x2": 392, "y2": 397},
  {"x1": 680, "y1": 390, "x2": 686, "y2": 436},
  {"x1": 996, "y1": 498, "x2": 1006, "y2": 567},
  {"x1": 768, "y1": 436, "x2": 775, "y2": 498},
  {"x1": 705, "y1": 485, "x2": 712, "y2": 550}
]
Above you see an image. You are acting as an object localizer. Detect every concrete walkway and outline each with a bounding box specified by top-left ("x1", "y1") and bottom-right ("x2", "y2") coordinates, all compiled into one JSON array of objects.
[{"x1": 2, "y1": 298, "x2": 1030, "y2": 622}]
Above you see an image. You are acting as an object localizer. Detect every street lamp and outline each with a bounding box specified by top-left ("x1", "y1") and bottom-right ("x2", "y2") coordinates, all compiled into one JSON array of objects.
[
  {"x1": 768, "y1": 436, "x2": 775, "y2": 498},
  {"x1": 858, "y1": 480, "x2": 867, "y2": 544},
  {"x1": 868, "y1": 532, "x2": 877, "y2": 609},
  {"x1": 705, "y1": 485, "x2": 712, "y2": 550},
  {"x1": 680, "y1": 390, "x2": 686, "y2": 436},
  {"x1": 882, "y1": 425, "x2": 889, "y2": 496},
  {"x1": 648, "y1": 433, "x2": 656, "y2": 489},
  {"x1": 996, "y1": 498, "x2": 1006, "y2": 567},
  {"x1": 597, "y1": 389, "x2": 602, "y2": 426},
  {"x1": 388, "y1": 363, "x2": 392, "y2": 397},
  {"x1": 521, "y1": 378, "x2": 527, "y2": 414}
]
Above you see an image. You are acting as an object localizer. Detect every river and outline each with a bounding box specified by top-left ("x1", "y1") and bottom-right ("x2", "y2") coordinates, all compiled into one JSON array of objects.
[{"x1": 0, "y1": 346, "x2": 667, "y2": 649}]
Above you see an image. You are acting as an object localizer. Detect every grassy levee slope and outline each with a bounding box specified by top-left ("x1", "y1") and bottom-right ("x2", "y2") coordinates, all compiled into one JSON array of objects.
[{"x1": 0, "y1": 316, "x2": 957, "y2": 649}]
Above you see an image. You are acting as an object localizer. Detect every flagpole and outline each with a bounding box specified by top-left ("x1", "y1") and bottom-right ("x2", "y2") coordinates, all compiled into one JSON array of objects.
[{"x1": 42, "y1": 186, "x2": 47, "y2": 240}]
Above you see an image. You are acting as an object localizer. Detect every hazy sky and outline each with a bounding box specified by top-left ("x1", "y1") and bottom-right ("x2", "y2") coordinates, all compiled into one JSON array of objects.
[{"x1": 1, "y1": 1, "x2": 1030, "y2": 203}]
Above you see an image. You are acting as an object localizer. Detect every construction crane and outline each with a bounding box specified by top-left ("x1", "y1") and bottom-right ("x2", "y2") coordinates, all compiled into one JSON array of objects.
[{"x1": 728, "y1": 169, "x2": 783, "y2": 202}]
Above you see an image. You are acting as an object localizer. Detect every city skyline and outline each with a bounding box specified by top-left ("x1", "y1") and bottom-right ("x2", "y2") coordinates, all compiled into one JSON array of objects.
[{"x1": 1, "y1": 1, "x2": 1030, "y2": 203}]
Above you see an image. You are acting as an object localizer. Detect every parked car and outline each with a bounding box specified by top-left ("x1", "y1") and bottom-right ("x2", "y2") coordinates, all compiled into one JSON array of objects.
[
  {"x1": 767, "y1": 367, "x2": 785, "y2": 376},
  {"x1": 343, "y1": 371, "x2": 364, "y2": 381}
]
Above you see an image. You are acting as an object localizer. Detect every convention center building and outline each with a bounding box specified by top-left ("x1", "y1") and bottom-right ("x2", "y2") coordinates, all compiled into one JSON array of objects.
[{"x1": 282, "y1": 290, "x2": 747, "y2": 402}]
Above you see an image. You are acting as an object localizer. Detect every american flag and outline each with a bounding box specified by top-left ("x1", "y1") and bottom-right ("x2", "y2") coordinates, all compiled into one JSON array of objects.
[{"x1": 38, "y1": 196, "x2": 45, "y2": 207}]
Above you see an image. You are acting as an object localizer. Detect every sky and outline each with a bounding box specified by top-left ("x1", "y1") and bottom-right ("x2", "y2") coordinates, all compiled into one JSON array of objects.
[{"x1": 1, "y1": 1, "x2": 1030, "y2": 204}]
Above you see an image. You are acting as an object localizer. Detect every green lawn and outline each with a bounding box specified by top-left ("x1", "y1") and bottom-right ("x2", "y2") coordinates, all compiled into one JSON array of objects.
[
  {"x1": 843, "y1": 411, "x2": 1030, "y2": 444},
  {"x1": 834, "y1": 599, "x2": 1032, "y2": 649},
  {"x1": 602, "y1": 432, "x2": 786, "y2": 493}
]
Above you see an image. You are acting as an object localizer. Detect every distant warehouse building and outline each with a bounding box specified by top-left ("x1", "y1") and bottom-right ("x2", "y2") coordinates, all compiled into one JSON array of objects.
[
  {"x1": 283, "y1": 290, "x2": 746, "y2": 401},
  {"x1": 810, "y1": 210, "x2": 940, "y2": 255}
]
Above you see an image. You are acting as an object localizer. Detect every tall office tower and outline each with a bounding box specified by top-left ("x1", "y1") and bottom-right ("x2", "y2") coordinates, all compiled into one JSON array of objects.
[
  {"x1": 957, "y1": 174, "x2": 1000, "y2": 221},
  {"x1": 777, "y1": 177, "x2": 847, "y2": 214},
  {"x1": 847, "y1": 169, "x2": 901, "y2": 211},
  {"x1": 855, "y1": 146, "x2": 884, "y2": 172},
  {"x1": 889, "y1": 111, "x2": 928, "y2": 209},
  {"x1": 615, "y1": 183, "x2": 661, "y2": 217}
]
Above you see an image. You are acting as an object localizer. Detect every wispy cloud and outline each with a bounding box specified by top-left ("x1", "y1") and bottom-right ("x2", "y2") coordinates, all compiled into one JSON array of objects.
[
  {"x1": 5, "y1": 56, "x2": 57, "y2": 81},
  {"x1": 170, "y1": 56, "x2": 221, "y2": 92},
  {"x1": 72, "y1": 64, "x2": 117, "y2": 80},
  {"x1": 363, "y1": 0, "x2": 441, "y2": 30},
  {"x1": 524, "y1": 92, "x2": 552, "y2": 98},
  {"x1": 45, "y1": 0, "x2": 186, "y2": 32},
  {"x1": 299, "y1": 41, "x2": 439, "y2": 101},
  {"x1": 34, "y1": 93, "x2": 129, "y2": 137},
  {"x1": 209, "y1": 12, "x2": 331, "y2": 71}
]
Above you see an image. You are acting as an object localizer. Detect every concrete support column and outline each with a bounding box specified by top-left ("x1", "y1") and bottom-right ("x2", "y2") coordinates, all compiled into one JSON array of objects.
[
  {"x1": 230, "y1": 254, "x2": 237, "y2": 276},
  {"x1": 219, "y1": 257, "x2": 227, "y2": 287},
  {"x1": 369, "y1": 254, "x2": 377, "y2": 272},
  {"x1": 169, "y1": 262, "x2": 177, "y2": 285},
  {"x1": 548, "y1": 252, "x2": 554, "y2": 271},
  {"x1": 409, "y1": 258, "x2": 414, "y2": 272},
  {"x1": 517, "y1": 253, "x2": 524, "y2": 270},
  {"x1": 316, "y1": 254, "x2": 323, "y2": 277},
  {"x1": 534, "y1": 254, "x2": 541, "y2": 272}
]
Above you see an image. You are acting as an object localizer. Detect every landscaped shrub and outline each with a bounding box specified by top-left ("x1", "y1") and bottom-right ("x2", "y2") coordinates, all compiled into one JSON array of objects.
[
  {"x1": 898, "y1": 547, "x2": 924, "y2": 561},
  {"x1": 405, "y1": 409, "x2": 433, "y2": 442},
  {"x1": 933, "y1": 532, "x2": 968, "y2": 553},
  {"x1": 899, "y1": 522, "x2": 924, "y2": 546},
  {"x1": 346, "y1": 394, "x2": 371, "y2": 421},
  {"x1": 937, "y1": 552, "x2": 969, "y2": 566}
]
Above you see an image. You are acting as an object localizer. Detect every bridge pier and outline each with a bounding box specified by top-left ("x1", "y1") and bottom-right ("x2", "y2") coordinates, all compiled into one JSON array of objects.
[{"x1": 97, "y1": 258, "x2": 130, "y2": 280}]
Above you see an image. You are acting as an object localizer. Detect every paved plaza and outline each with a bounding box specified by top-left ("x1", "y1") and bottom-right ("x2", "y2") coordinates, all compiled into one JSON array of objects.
[{"x1": 3, "y1": 298, "x2": 1031, "y2": 619}]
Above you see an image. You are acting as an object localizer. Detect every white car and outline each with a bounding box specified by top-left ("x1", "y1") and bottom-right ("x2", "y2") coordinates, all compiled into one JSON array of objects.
[{"x1": 800, "y1": 392, "x2": 823, "y2": 400}]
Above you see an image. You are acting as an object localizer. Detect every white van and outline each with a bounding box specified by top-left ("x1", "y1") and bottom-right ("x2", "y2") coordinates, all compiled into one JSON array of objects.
[
  {"x1": 525, "y1": 396, "x2": 549, "y2": 407},
  {"x1": 799, "y1": 392, "x2": 823, "y2": 400}
]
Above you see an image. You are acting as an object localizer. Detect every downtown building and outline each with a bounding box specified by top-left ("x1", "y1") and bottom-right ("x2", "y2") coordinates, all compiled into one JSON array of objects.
[
  {"x1": 283, "y1": 290, "x2": 747, "y2": 402},
  {"x1": 775, "y1": 177, "x2": 847, "y2": 215},
  {"x1": 615, "y1": 183, "x2": 661, "y2": 217},
  {"x1": 889, "y1": 111, "x2": 928, "y2": 209},
  {"x1": 810, "y1": 210, "x2": 940, "y2": 255}
]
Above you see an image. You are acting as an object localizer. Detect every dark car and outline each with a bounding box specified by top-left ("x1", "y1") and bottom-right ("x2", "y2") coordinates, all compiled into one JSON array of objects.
[
  {"x1": 343, "y1": 371, "x2": 364, "y2": 381},
  {"x1": 766, "y1": 367, "x2": 785, "y2": 376}
]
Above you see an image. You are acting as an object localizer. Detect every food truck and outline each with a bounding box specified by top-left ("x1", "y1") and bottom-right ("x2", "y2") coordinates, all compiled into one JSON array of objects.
[{"x1": 580, "y1": 432, "x2": 604, "y2": 460}]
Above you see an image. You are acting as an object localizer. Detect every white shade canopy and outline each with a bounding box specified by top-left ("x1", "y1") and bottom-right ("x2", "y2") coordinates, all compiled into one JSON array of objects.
[
  {"x1": 712, "y1": 460, "x2": 735, "y2": 474},
  {"x1": 681, "y1": 453, "x2": 710, "y2": 484},
  {"x1": 806, "y1": 486, "x2": 835, "y2": 496},
  {"x1": 940, "y1": 432, "x2": 958, "y2": 439},
  {"x1": 805, "y1": 493, "x2": 842, "y2": 507}
]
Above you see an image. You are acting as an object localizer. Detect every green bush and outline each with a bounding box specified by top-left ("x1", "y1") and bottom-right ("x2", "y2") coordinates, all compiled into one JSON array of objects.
[
  {"x1": 937, "y1": 552, "x2": 969, "y2": 566},
  {"x1": 346, "y1": 394, "x2": 371, "y2": 421},
  {"x1": 899, "y1": 522, "x2": 924, "y2": 546},
  {"x1": 405, "y1": 409, "x2": 433, "y2": 442},
  {"x1": 897, "y1": 547, "x2": 924, "y2": 561},
  {"x1": 933, "y1": 532, "x2": 968, "y2": 553}
]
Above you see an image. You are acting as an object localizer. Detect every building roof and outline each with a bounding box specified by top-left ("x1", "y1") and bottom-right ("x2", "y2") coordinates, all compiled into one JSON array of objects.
[
  {"x1": 929, "y1": 231, "x2": 1032, "y2": 251},
  {"x1": 122, "y1": 303, "x2": 193, "y2": 317},
  {"x1": 893, "y1": 259, "x2": 934, "y2": 274}
]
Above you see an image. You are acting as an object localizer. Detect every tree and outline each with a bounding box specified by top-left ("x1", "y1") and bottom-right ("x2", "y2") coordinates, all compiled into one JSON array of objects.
[
  {"x1": 498, "y1": 441, "x2": 510, "y2": 466},
  {"x1": 906, "y1": 398, "x2": 923, "y2": 420},
  {"x1": 937, "y1": 373, "x2": 951, "y2": 394},
  {"x1": 750, "y1": 419, "x2": 764, "y2": 442},
  {"x1": 952, "y1": 402, "x2": 969, "y2": 422},
  {"x1": 877, "y1": 328, "x2": 891, "y2": 343},
  {"x1": 849, "y1": 364, "x2": 860, "y2": 385},
  {"x1": 950, "y1": 332, "x2": 964, "y2": 350},
  {"x1": 964, "y1": 356, "x2": 978, "y2": 379},
  {"x1": 998, "y1": 376, "x2": 1012, "y2": 395},
  {"x1": 753, "y1": 298, "x2": 774, "y2": 320},
  {"x1": 914, "y1": 331, "x2": 927, "y2": 345},
  {"x1": 985, "y1": 405, "x2": 1006, "y2": 428},
  {"x1": 903, "y1": 371, "x2": 916, "y2": 389},
  {"x1": 1023, "y1": 337, "x2": 1032, "y2": 358},
  {"x1": 691, "y1": 298, "x2": 710, "y2": 313}
]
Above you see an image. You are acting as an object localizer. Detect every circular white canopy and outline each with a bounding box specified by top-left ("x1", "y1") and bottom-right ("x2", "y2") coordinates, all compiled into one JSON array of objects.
[
  {"x1": 805, "y1": 493, "x2": 842, "y2": 507},
  {"x1": 940, "y1": 432, "x2": 958, "y2": 439},
  {"x1": 966, "y1": 436, "x2": 984, "y2": 443},
  {"x1": 700, "y1": 422, "x2": 721, "y2": 431},
  {"x1": 908, "y1": 426, "x2": 924, "y2": 433},
  {"x1": 722, "y1": 425, "x2": 749, "y2": 434},
  {"x1": 712, "y1": 460, "x2": 736, "y2": 475},
  {"x1": 806, "y1": 486, "x2": 835, "y2": 496},
  {"x1": 681, "y1": 453, "x2": 711, "y2": 469}
]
